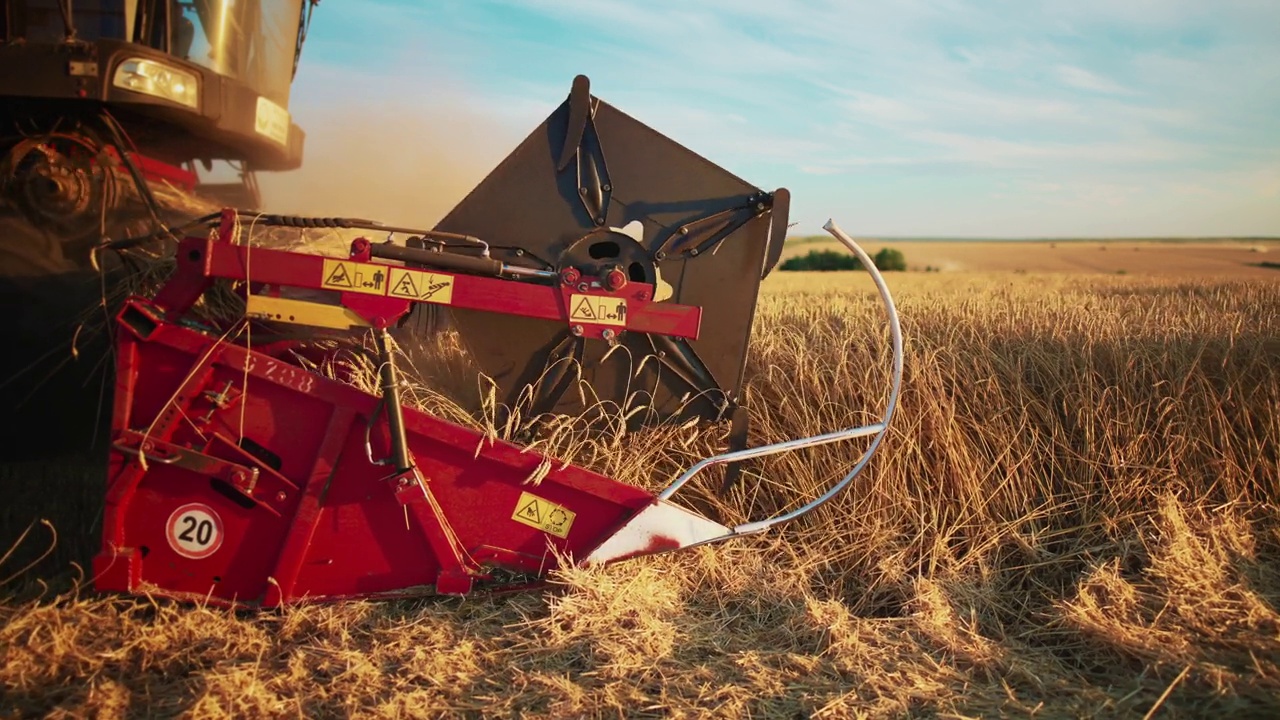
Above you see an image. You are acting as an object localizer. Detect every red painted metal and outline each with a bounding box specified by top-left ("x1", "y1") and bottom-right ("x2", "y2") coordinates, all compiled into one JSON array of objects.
[
  {"x1": 127, "y1": 152, "x2": 198, "y2": 192},
  {"x1": 101, "y1": 146, "x2": 199, "y2": 192},
  {"x1": 91, "y1": 218, "x2": 710, "y2": 606},
  {"x1": 155, "y1": 224, "x2": 701, "y2": 341}
]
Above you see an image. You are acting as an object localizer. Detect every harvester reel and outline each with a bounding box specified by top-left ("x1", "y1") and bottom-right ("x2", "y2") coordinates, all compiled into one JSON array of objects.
[{"x1": 433, "y1": 75, "x2": 789, "y2": 427}]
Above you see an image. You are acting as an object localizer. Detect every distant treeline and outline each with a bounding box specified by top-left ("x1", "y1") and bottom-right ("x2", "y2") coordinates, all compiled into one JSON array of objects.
[{"x1": 780, "y1": 247, "x2": 907, "y2": 272}]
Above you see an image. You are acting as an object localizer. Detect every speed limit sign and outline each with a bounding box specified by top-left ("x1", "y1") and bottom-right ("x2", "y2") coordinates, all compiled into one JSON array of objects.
[{"x1": 165, "y1": 503, "x2": 224, "y2": 559}]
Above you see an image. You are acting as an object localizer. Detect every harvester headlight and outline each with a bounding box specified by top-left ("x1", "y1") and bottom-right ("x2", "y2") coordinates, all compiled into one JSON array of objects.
[{"x1": 113, "y1": 58, "x2": 199, "y2": 109}]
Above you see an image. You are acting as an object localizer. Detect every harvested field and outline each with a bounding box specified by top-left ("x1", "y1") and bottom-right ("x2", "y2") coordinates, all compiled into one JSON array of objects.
[
  {"x1": 783, "y1": 237, "x2": 1280, "y2": 278},
  {"x1": 3, "y1": 268, "x2": 1279, "y2": 718}
]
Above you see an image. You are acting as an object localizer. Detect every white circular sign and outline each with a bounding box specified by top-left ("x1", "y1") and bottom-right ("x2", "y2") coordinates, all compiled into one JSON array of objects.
[{"x1": 165, "y1": 503, "x2": 224, "y2": 559}]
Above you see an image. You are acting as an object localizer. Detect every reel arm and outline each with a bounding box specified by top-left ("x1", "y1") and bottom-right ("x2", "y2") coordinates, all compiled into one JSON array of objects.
[{"x1": 584, "y1": 220, "x2": 904, "y2": 564}]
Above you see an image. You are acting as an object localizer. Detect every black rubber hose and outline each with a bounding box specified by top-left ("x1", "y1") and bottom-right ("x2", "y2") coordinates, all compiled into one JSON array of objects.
[
  {"x1": 368, "y1": 242, "x2": 504, "y2": 277},
  {"x1": 97, "y1": 212, "x2": 222, "y2": 251}
]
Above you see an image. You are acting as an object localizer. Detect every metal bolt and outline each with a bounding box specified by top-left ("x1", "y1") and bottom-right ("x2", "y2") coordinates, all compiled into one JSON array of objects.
[
  {"x1": 601, "y1": 328, "x2": 617, "y2": 343},
  {"x1": 579, "y1": 187, "x2": 588, "y2": 195},
  {"x1": 602, "y1": 184, "x2": 611, "y2": 192},
  {"x1": 276, "y1": 491, "x2": 287, "y2": 502},
  {"x1": 690, "y1": 248, "x2": 700, "y2": 256},
  {"x1": 679, "y1": 227, "x2": 689, "y2": 235},
  {"x1": 757, "y1": 202, "x2": 766, "y2": 211},
  {"x1": 570, "y1": 325, "x2": 585, "y2": 337},
  {"x1": 577, "y1": 282, "x2": 589, "y2": 292}
]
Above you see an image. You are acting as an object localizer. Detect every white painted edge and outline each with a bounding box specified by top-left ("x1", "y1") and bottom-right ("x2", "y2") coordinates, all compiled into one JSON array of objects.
[
  {"x1": 583, "y1": 501, "x2": 730, "y2": 566},
  {"x1": 614, "y1": 220, "x2": 644, "y2": 243},
  {"x1": 612, "y1": 221, "x2": 673, "y2": 301}
]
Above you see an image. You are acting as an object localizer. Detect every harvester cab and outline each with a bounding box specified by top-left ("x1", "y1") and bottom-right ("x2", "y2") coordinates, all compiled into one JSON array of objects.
[
  {"x1": 91, "y1": 76, "x2": 904, "y2": 605},
  {"x1": 1, "y1": 0, "x2": 314, "y2": 253},
  {"x1": 0, "y1": 0, "x2": 317, "y2": 457}
]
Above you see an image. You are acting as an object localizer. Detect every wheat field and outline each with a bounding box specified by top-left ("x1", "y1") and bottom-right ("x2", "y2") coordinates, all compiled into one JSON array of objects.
[{"x1": 2, "y1": 265, "x2": 1279, "y2": 718}]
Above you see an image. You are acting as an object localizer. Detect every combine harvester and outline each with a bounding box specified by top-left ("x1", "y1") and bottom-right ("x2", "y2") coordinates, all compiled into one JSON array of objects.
[
  {"x1": 0, "y1": 0, "x2": 315, "y2": 458},
  {"x1": 1, "y1": 2, "x2": 902, "y2": 604}
]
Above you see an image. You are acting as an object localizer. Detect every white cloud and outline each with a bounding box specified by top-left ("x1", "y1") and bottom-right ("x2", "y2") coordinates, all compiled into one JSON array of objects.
[
  {"x1": 1054, "y1": 65, "x2": 1132, "y2": 95},
  {"x1": 835, "y1": 92, "x2": 928, "y2": 123},
  {"x1": 908, "y1": 130, "x2": 1189, "y2": 166}
]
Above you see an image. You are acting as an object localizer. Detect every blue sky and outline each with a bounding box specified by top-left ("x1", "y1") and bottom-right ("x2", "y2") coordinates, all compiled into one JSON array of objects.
[{"x1": 273, "y1": 0, "x2": 1280, "y2": 238}]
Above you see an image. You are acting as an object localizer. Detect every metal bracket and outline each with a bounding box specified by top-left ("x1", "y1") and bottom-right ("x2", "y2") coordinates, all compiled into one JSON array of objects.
[
  {"x1": 557, "y1": 75, "x2": 612, "y2": 225},
  {"x1": 646, "y1": 334, "x2": 729, "y2": 413},
  {"x1": 113, "y1": 430, "x2": 260, "y2": 495},
  {"x1": 199, "y1": 380, "x2": 242, "y2": 422},
  {"x1": 557, "y1": 75, "x2": 592, "y2": 171},
  {"x1": 719, "y1": 405, "x2": 751, "y2": 494},
  {"x1": 653, "y1": 194, "x2": 772, "y2": 261},
  {"x1": 762, "y1": 188, "x2": 791, "y2": 279},
  {"x1": 527, "y1": 332, "x2": 586, "y2": 419}
]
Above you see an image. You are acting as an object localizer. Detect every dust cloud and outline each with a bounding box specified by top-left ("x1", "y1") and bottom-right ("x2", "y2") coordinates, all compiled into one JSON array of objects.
[{"x1": 257, "y1": 99, "x2": 523, "y2": 230}]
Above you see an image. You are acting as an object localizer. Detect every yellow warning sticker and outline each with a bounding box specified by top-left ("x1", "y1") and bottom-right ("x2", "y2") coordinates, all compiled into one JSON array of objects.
[
  {"x1": 387, "y1": 267, "x2": 455, "y2": 305},
  {"x1": 511, "y1": 491, "x2": 577, "y2": 539},
  {"x1": 568, "y1": 293, "x2": 628, "y2": 327},
  {"x1": 321, "y1": 258, "x2": 389, "y2": 296}
]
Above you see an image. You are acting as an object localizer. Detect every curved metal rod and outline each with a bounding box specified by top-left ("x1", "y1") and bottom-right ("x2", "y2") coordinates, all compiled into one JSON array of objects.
[{"x1": 657, "y1": 219, "x2": 905, "y2": 537}]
